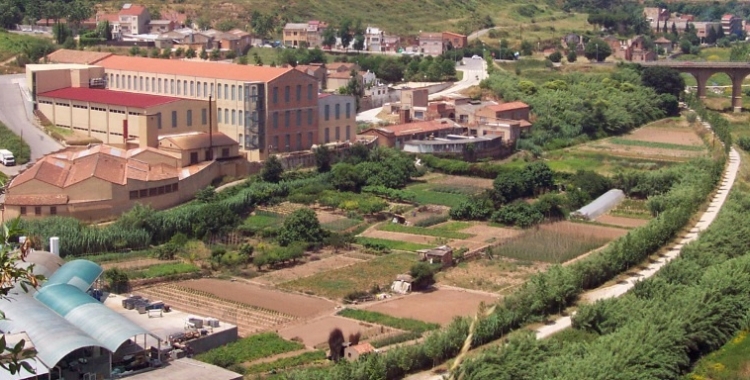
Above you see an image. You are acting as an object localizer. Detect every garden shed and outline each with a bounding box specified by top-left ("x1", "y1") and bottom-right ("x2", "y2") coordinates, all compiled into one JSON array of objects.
[{"x1": 417, "y1": 245, "x2": 453, "y2": 268}]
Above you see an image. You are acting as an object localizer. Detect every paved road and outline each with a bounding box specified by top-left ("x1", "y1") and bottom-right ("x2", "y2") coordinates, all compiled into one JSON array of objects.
[
  {"x1": 356, "y1": 58, "x2": 487, "y2": 123},
  {"x1": 406, "y1": 117, "x2": 741, "y2": 380},
  {"x1": 0, "y1": 74, "x2": 62, "y2": 164}
]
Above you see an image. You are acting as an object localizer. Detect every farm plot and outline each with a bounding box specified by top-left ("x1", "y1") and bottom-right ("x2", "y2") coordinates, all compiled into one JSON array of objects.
[
  {"x1": 595, "y1": 214, "x2": 649, "y2": 229},
  {"x1": 179, "y1": 278, "x2": 336, "y2": 318},
  {"x1": 100, "y1": 257, "x2": 174, "y2": 271},
  {"x1": 490, "y1": 222, "x2": 628, "y2": 263},
  {"x1": 364, "y1": 288, "x2": 500, "y2": 325},
  {"x1": 436, "y1": 258, "x2": 550, "y2": 293},
  {"x1": 254, "y1": 255, "x2": 365, "y2": 285},
  {"x1": 278, "y1": 316, "x2": 397, "y2": 349},
  {"x1": 278, "y1": 253, "x2": 418, "y2": 300}
]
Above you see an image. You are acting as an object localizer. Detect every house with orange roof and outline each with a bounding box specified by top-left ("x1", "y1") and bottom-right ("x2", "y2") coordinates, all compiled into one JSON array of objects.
[
  {"x1": 475, "y1": 101, "x2": 531, "y2": 128},
  {"x1": 358, "y1": 118, "x2": 463, "y2": 148}
]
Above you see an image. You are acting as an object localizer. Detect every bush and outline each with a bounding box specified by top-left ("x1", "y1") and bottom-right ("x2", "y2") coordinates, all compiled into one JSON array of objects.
[
  {"x1": 0, "y1": 122, "x2": 30, "y2": 164},
  {"x1": 410, "y1": 262, "x2": 437, "y2": 290},
  {"x1": 338, "y1": 309, "x2": 440, "y2": 333},
  {"x1": 196, "y1": 333, "x2": 303, "y2": 368},
  {"x1": 738, "y1": 136, "x2": 750, "y2": 152},
  {"x1": 548, "y1": 51, "x2": 562, "y2": 63}
]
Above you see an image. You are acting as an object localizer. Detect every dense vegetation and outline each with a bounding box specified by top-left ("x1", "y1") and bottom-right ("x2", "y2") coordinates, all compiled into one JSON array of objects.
[
  {"x1": 480, "y1": 66, "x2": 670, "y2": 152},
  {"x1": 456, "y1": 186, "x2": 750, "y2": 380},
  {"x1": 196, "y1": 332, "x2": 303, "y2": 369},
  {"x1": 0, "y1": 121, "x2": 30, "y2": 164},
  {"x1": 337, "y1": 309, "x2": 440, "y2": 334}
]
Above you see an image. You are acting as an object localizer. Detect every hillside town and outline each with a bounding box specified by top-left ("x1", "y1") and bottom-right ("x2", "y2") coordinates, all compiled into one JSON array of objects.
[{"x1": 1, "y1": 0, "x2": 750, "y2": 379}]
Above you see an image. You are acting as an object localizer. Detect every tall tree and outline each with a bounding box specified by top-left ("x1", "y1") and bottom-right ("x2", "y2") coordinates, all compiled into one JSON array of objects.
[
  {"x1": 641, "y1": 66, "x2": 685, "y2": 98},
  {"x1": 322, "y1": 27, "x2": 336, "y2": 49},
  {"x1": 671, "y1": 22, "x2": 677, "y2": 35},
  {"x1": 261, "y1": 155, "x2": 284, "y2": 183},
  {"x1": 584, "y1": 38, "x2": 612, "y2": 62},
  {"x1": 66, "y1": 0, "x2": 94, "y2": 33},
  {"x1": 353, "y1": 34, "x2": 365, "y2": 52},
  {"x1": 339, "y1": 18, "x2": 352, "y2": 50}
]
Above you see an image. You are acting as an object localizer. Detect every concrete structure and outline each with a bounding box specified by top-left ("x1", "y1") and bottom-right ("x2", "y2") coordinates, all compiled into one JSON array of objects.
[
  {"x1": 722, "y1": 14, "x2": 743, "y2": 37},
  {"x1": 344, "y1": 342, "x2": 376, "y2": 361},
  {"x1": 318, "y1": 94, "x2": 356, "y2": 144},
  {"x1": 693, "y1": 22, "x2": 722, "y2": 40},
  {"x1": 417, "y1": 245, "x2": 453, "y2": 268},
  {"x1": 294, "y1": 63, "x2": 327, "y2": 90},
  {"x1": 640, "y1": 61, "x2": 750, "y2": 112},
  {"x1": 358, "y1": 118, "x2": 462, "y2": 148},
  {"x1": 475, "y1": 101, "x2": 532, "y2": 132},
  {"x1": 148, "y1": 20, "x2": 175, "y2": 34},
  {"x1": 125, "y1": 358, "x2": 243, "y2": 380},
  {"x1": 365, "y1": 26, "x2": 384, "y2": 52},
  {"x1": 442, "y1": 32, "x2": 468, "y2": 50},
  {"x1": 419, "y1": 32, "x2": 444, "y2": 56},
  {"x1": 283, "y1": 21, "x2": 328, "y2": 48},
  {"x1": 654, "y1": 37, "x2": 673, "y2": 54},
  {"x1": 402, "y1": 88, "x2": 429, "y2": 109},
  {"x1": 403, "y1": 134, "x2": 505, "y2": 160}
]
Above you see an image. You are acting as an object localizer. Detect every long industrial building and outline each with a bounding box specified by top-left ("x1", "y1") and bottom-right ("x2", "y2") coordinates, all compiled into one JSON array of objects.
[{"x1": 31, "y1": 50, "x2": 321, "y2": 159}]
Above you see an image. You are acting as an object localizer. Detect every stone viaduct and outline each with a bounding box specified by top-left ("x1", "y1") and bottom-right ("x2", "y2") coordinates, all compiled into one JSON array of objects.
[{"x1": 640, "y1": 61, "x2": 750, "y2": 112}]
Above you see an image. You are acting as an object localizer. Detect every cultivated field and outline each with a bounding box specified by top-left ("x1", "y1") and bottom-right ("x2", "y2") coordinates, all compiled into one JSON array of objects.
[
  {"x1": 359, "y1": 221, "x2": 523, "y2": 252},
  {"x1": 180, "y1": 278, "x2": 336, "y2": 318},
  {"x1": 278, "y1": 315, "x2": 398, "y2": 349},
  {"x1": 254, "y1": 255, "x2": 365, "y2": 285},
  {"x1": 364, "y1": 288, "x2": 499, "y2": 325},
  {"x1": 596, "y1": 214, "x2": 649, "y2": 229},
  {"x1": 437, "y1": 258, "x2": 550, "y2": 293},
  {"x1": 278, "y1": 253, "x2": 418, "y2": 300},
  {"x1": 490, "y1": 221, "x2": 628, "y2": 263}
]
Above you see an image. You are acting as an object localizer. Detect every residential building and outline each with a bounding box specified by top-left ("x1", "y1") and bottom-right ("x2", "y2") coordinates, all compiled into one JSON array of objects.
[
  {"x1": 161, "y1": 10, "x2": 189, "y2": 28},
  {"x1": 307, "y1": 20, "x2": 328, "y2": 48},
  {"x1": 30, "y1": 52, "x2": 319, "y2": 158},
  {"x1": 383, "y1": 34, "x2": 401, "y2": 52},
  {"x1": 294, "y1": 63, "x2": 327, "y2": 90},
  {"x1": 419, "y1": 33, "x2": 444, "y2": 56},
  {"x1": 159, "y1": 28, "x2": 216, "y2": 51},
  {"x1": 475, "y1": 101, "x2": 532, "y2": 132},
  {"x1": 469, "y1": 119, "x2": 523, "y2": 144},
  {"x1": 147, "y1": 19, "x2": 174, "y2": 34},
  {"x1": 365, "y1": 26, "x2": 384, "y2": 52},
  {"x1": 318, "y1": 93, "x2": 356, "y2": 144},
  {"x1": 344, "y1": 343, "x2": 376, "y2": 362},
  {"x1": 693, "y1": 22, "x2": 722, "y2": 40},
  {"x1": 226, "y1": 29, "x2": 252, "y2": 54},
  {"x1": 418, "y1": 245, "x2": 453, "y2": 268},
  {"x1": 327, "y1": 70, "x2": 360, "y2": 91},
  {"x1": 283, "y1": 23, "x2": 309, "y2": 47},
  {"x1": 442, "y1": 32, "x2": 467, "y2": 50},
  {"x1": 401, "y1": 88, "x2": 428, "y2": 109},
  {"x1": 116, "y1": 4, "x2": 150, "y2": 35},
  {"x1": 403, "y1": 135, "x2": 505, "y2": 159},
  {"x1": 722, "y1": 14, "x2": 742, "y2": 37},
  {"x1": 358, "y1": 118, "x2": 463, "y2": 148}
]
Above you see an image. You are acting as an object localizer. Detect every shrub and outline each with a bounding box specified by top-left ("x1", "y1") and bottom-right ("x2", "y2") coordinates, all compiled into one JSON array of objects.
[
  {"x1": 0, "y1": 122, "x2": 31, "y2": 164},
  {"x1": 738, "y1": 136, "x2": 750, "y2": 152},
  {"x1": 196, "y1": 333, "x2": 303, "y2": 368}
]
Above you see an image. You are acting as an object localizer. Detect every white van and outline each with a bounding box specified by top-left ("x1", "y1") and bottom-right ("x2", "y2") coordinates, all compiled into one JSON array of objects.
[{"x1": 0, "y1": 149, "x2": 16, "y2": 166}]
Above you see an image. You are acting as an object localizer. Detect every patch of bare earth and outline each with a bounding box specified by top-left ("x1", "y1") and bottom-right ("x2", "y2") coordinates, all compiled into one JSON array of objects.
[
  {"x1": 314, "y1": 209, "x2": 347, "y2": 224},
  {"x1": 278, "y1": 316, "x2": 396, "y2": 349},
  {"x1": 365, "y1": 288, "x2": 499, "y2": 325},
  {"x1": 626, "y1": 126, "x2": 704, "y2": 146},
  {"x1": 437, "y1": 258, "x2": 549, "y2": 293},
  {"x1": 577, "y1": 143, "x2": 705, "y2": 160},
  {"x1": 179, "y1": 278, "x2": 336, "y2": 318},
  {"x1": 254, "y1": 255, "x2": 365, "y2": 285},
  {"x1": 543, "y1": 221, "x2": 628, "y2": 239},
  {"x1": 432, "y1": 175, "x2": 495, "y2": 189},
  {"x1": 101, "y1": 258, "x2": 177, "y2": 270},
  {"x1": 596, "y1": 214, "x2": 649, "y2": 228},
  {"x1": 361, "y1": 229, "x2": 439, "y2": 245},
  {"x1": 454, "y1": 224, "x2": 525, "y2": 251}
]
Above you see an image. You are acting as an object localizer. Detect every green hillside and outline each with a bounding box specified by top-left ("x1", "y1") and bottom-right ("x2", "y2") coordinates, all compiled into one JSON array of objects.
[{"x1": 101, "y1": 0, "x2": 563, "y2": 36}]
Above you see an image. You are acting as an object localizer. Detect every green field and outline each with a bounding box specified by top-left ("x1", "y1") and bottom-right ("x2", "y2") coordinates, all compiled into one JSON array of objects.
[
  {"x1": 126, "y1": 262, "x2": 200, "y2": 279},
  {"x1": 244, "y1": 350, "x2": 326, "y2": 374},
  {"x1": 75, "y1": 249, "x2": 153, "y2": 263},
  {"x1": 244, "y1": 213, "x2": 284, "y2": 228},
  {"x1": 279, "y1": 252, "x2": 418, "y2": 299},
  {"x1": 687, "y1": 330, "x2": 750, "y2": 380},
  {"x1": 610, "y1": 198, "x2": 652, "y2": 219},
  {"x1": 196, "y1": 333, "x2": 303, "y2": 368},
  {"x1": 406, "y1": 183, "x2": 472, "y2": 208},
  {"x1": 338, "y1": 308, "x2": 440, "y2": 333},
  {"x1": 322, "y1": 218, "x2": 361, "y2": 231},
  {"x1": 490, "y1": 227, "x2": 613, "y2": 263},
  {"x1": 609, "y1": 137, "x2": 706, "y2": 151},
  {"x1": 377, "y1": 223, "x2": 473, "y2": 239},
  {"x1": 355, "y1": 237, "x2": 433, "y2": 252}
]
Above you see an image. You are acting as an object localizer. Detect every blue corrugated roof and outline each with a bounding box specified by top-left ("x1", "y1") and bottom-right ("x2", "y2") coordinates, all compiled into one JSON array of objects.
[
  {"x1": 35, "y1": 283, "x2": 99, "y2": 316},
  {"x1": 45, "y1": 259, "x2": 103, "y2": 291}
]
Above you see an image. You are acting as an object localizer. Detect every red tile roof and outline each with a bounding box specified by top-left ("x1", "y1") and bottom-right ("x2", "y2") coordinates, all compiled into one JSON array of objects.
[
  {"x1": 485, "y1": 101, "x2": 529, "y2": 113},
  {"x1": 4, "y1": 194, "x2": 68, "y2": 206},
  {"x1": 367, "y1": 119, "x2": 460, "y2": 137},
  {"x1": 442, "y1": 31, "x2": 466, "y2": 38},
  {"x1": 349, "y1": 343, "x2": 375, "y2": 355},
  {"x1": 98, "y1": 55, "x2": 293, "y2": 83},
  {"x1": 38, "y1": 87, "x2": 182, "y2": 108},
  {"x1": 97, "y1": 14, "x2": 120, "y2": 23},
  {"x1": 119, "y1": 4, "x2": 147, "y2": 16}
]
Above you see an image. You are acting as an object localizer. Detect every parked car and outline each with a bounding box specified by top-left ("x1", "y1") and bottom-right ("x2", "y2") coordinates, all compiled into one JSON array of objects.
[
  {"x1": 471, "y1": 54, "x2": 482, "y2": 60},
  {"x1": 0, "y1": 149, "x2": 15, "y2": 166}
]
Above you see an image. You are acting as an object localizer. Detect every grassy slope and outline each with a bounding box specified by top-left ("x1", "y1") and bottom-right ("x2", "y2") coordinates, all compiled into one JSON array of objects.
[{"x1": 102, "y1": 0, "x2": 562, "y2": 36}]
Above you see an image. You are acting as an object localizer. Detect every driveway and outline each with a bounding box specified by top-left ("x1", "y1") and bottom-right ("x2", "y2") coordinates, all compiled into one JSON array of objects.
[{"x1": 0, "y1": 74, "x2": 62, "y2": 162}]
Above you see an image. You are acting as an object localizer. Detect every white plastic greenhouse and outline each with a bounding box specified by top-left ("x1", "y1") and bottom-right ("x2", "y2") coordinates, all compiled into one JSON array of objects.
[{"x1": 572, "y1": 189, "x2": 626, "y2": 220}]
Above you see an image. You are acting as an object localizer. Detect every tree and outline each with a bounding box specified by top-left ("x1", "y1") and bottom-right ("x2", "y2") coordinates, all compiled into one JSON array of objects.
[
  {"x1": 314, "y1": 145, "x2": 333, "y2": 173},
  {"x1": 250, "y1": 11, "x2": 275, "y2": 38},
  {"x1": 679, "y1": 39, "x2": 691, "y2": 54},
  {"x1": 195, "y1": 185, "x2": 216, "y2": 203},
  {"x1": 52, "y1": 23, "x2": 71, "y2": 45},
  {"x1": 331, "y1": 163, "x2": 365, "y2": 192},
  {"x1": 174, "y1": 47, "x2": 185, "y2": 57},
  {"x1": 261, "y1": 155, "x2": 284, "y2": 183},
  {"x1": 641, "y1": 66, "x2": 685, "y2": 99},
  {"x1": 322, "y1": 27, "x2": 337, "y2": 49},
  {"x1": 104, "y1": 268, "x2": 129, "y2": 294},
  {"x1": 520, "y1": 40, "x2": 533, "y2": 56},
  {"x1": 410, "y1": 262, "x2": 436, "y2": 290},
  {"x1": 353, "y1": 34, "x2": 365, "y2": 52},
  {"x1": 584, "y1": 38, "x2": 611, "y2": 62},
  {"x1": 706, "y1": 26, "x2": 718, "y2": 44},
  {"x1": 548, "y1": 51, "x2": 562, "y2": 63},
  {"x1": 66, "y1": 0, "x2": 94, "y2": 32},
  {"x1": 253, "y1": 52, "x2": 263, "y2": 66},
  {"x1": 277, "y1": 208, "x2": 326, "y2": 246},
  {"x1": 96, "y1": 20, "x2": 112, "y2": 41},
  {"x1": 376, "y1": 59, "x2": 405, "y2": 83},
  {"x1": 339, "y1": 19, "x2": 353, "y2": 50},
  {"x1": 328, "y1": 328, "x2": 345, "y2": 361},
  {"x1": 671, "y1": 22, "x2": 678, "y2": 35},
  {"x1": 210, "y1": 48, "x2": 221, "y2": 60},
  {"x1": 199, "y1": 48, "x2": 208, "y2": 60},
  {"x1": 567, "y1": 50, "x2": 577, "y2": 62},
  {"x1": 185, "y1": 47, "x2": 196, "y2": 58}
]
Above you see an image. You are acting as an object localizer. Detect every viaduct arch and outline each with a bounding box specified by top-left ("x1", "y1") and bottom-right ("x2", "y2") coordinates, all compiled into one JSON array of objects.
[{"x1": 640, "y1": 61, "x2": 750, "y2": 113}]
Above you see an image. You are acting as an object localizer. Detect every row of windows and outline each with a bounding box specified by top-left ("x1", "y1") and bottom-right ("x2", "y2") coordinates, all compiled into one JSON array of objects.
[
  {"x1": 129, "y1": 183, "x2": 179, "y2": 200},
  {"x1": 110, "y1": 109, "x2": 126, "y2": 115},
  {"x1": 323, "y1": 103, "x2": 353, "y2": 121},
  {"x1": 38, "y1": 100, "x2": 53, "y2": 105},
  {"x1": 271, "y1": 109, "x2": 314, "y2": 128},
  {"x1": 72, "y1": 104, "x2": 87, "y2": 110},
  {"x1": 323, "y1": 126, "x2": 352, "y2": 143},
  {"x1": 156, "y1": 109, "x2": 207, "y2": 129},
  {"x1": 55, "y1": 102, "x2": 68, "y2": 107},
  {"x1": 108, "y1": 74, "x2": 264, "y2": 103},
  {"x1": 270, "y1": 132, "x2": 315, "y2": 152},
  {"x1": 272, "y1": 84, "x2": 314, "y2": 104},
  {"x1": 20, "y1": 206, "x2": 56, "y2": 216}
]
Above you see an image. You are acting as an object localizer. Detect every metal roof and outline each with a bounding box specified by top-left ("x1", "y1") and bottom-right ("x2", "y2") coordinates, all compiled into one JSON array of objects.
[
  {"x1": 45, "y1": 259, "x2": 102, "y2": 292},
  {"x1": 0, "y1": 291, "x2": 104, "y2": 367},
  {"x1": 13, "y1": 250, "x2": 65, "y2": 279}
]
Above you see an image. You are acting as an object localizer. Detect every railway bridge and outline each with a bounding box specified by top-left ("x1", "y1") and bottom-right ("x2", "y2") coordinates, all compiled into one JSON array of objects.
[{"x1": 640, "y1": 61, "x2": 750, "y2": 112}]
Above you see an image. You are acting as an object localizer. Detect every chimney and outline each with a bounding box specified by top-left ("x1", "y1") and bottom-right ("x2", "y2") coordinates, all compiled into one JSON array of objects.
[
  {"x1": 123, "y1": 119, "x2": 129, "y2": 144},
  {"x1": 50, "y1": 237, "x2": 60, "y2": 256},
  {"x1": 399, "y1": 108, "x2": 411, "y2": 124}
]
